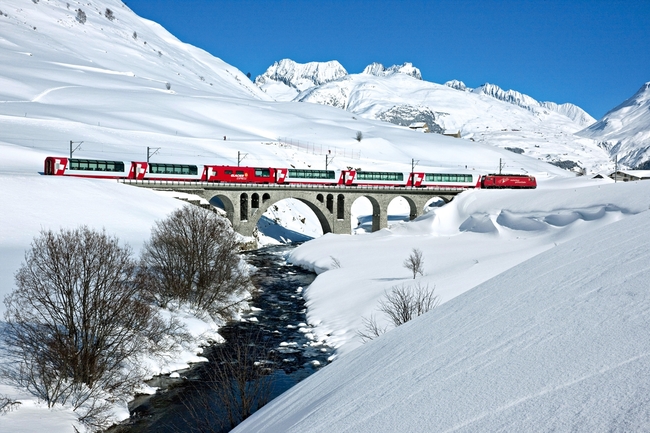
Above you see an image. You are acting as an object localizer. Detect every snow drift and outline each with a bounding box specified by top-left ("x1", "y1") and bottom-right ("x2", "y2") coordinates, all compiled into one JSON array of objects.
[{"x1": 233, "y1": 182, "x2": 650, "y2": 433}]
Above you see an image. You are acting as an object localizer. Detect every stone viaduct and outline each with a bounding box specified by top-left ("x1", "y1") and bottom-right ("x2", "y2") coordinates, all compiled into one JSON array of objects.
[{"x1": 120, "y1": 180, "x2": 465, "y2": 236}]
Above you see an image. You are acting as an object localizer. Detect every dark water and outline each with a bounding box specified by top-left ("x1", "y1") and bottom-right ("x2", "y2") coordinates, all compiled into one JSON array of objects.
[{"x1": 110, "y1": 244, "x2": 333, "y2": 433}]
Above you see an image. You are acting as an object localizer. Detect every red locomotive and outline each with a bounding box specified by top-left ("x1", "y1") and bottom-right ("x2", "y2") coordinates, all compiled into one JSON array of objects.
[{"x1": 480, "y1": 174, "x2": 537, "y2": 189}]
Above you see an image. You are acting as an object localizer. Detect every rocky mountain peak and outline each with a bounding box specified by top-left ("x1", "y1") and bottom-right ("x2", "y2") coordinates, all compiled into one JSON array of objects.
[
  {"x1": 362, "y1": 62, "x2": 422, "y2": 80},
  {"x1": 254, "y1": 59, "x2": 347, "y2": 92}
]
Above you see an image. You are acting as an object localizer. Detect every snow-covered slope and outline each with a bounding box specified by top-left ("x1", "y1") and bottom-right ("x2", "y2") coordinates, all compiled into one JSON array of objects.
[
  {"x1": 254, "y1": 59, "x2": 347, "y2": 101},
  {"x1": 234, "y1": 180, "x2": 650, "y2": 433},
  {"x1": 578, "y1": 82, "x2": 650, "y2": 168}
]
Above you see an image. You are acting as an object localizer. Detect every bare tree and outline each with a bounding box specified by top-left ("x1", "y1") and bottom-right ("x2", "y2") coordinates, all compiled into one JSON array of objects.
[
  {"x1": 3, "y1": 227, "x2": 175, "y2": 429},
  {"x1": 403, "y1": 247, "x2": 424, "y2": 279},
  {"x1": 141, "y1": 205, "x2": 250, "y2": 319},
  {"x1": 359, "y1": 283, "x2": 438, "y2": 342},
  {"x1": 355, "y1": 131, "x2": 363, "y2": 142},
  {"x1": 104, "y1": 8, "x2": 114, "y2": 21}
]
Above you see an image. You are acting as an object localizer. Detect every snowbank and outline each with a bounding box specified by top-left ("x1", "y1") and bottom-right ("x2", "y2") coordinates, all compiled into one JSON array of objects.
[{"x1": 234, "y1": 190, "x2": 650, "y2": 433}]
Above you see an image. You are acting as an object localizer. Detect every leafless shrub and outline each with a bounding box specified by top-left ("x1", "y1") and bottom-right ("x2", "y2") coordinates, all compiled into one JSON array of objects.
[
  {"x1": 403, "y1": 247, "x2": 424, "y2": 279},
  {"x1": 165, "y1": 82, "x2": 171, "y2": 90},
  {"x1": 380, "y1": 282, "x2": 438, "y2": 326},
  {"x1": 355, "y1": 131, "x2": 363, "y2": 142},
  {"x1": 75, "y1": 9, "x2": 86, "y2": 24},
  {"x1": 330, "y1": 255, "x2": 342, "y2": 269},
  {"x1": 2, "y1": 227, "x2": 176, "y2": 429},
  {"x1": 132, "y1": 30, "x2": 137, "y2": 39},
  {"x1": 140, "y1": 206, "x2": 250, "y2": 319},
  {"x1": 181, "y1": 329, "x2": 274, "y2": 431},
  {"x1": 104, "y1": 8, "x2": 114, "y2": 21},
  {"x1": 358, "y1": 283, "x2": 438, "y2": 342},
  {"x1": 357, "y1": 314, "x2": 388, "y2": 343},
  {"x1": 0, "y1": 395, "x2": 20, "y2": 414}
]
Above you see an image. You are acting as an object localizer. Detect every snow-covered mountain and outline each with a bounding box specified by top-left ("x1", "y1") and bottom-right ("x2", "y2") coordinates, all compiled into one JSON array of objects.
[
  {"x1": 257, "y1": 59, "x2": 605, "y2": 173},
  {"x1": 362, "y1": 61, "x2": 422, "y2": 80},
  {"x1": 469, "y1": 82, "x2": 596, "y2": 128},
  {"x1": 577, "y1": 82, "x2": 650, "y2": 168},
  {"x1": 255, "y1": 59, "x2": 348, "y2": 101}
]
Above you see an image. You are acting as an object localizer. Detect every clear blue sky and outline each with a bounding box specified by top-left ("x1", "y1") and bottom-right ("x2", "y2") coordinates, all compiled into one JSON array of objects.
[{"x1": 124, "y1": 0, "x2": 649, "y2": 119}]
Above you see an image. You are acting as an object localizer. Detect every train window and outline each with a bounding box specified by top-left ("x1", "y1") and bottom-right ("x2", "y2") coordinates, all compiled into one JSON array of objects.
[
  {"x1": 149, "y1": 163, "x2": 198, "y2": 175},
  {"x1": 356, "y1": 171, "x2": 403, "y2": 181},
  {"x1": 425, "y1": 173, "x2": 473, "y2": 183},
  {"x1": 225, "y1": 170, "x2": 233, "y2": 175},
  {"x1": 66, "y1": 159, "x2": 125, "y2": 172},
  {"x1": 288, "y1": 169, "x2": 335, "y2": 179},
  {"x1": 255, "y1": 168, "x2": 271, "y2": 177},
  {"x1": 236, "y1": 170, "x2": 244, "y2": 175}
]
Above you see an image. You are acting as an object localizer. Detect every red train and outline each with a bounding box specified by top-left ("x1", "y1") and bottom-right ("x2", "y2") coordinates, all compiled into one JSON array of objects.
[
  {"x1": 43, "y1": 157, "x2": 536, "y2": 189},
  {"x1": 480, "y1": 174, "x2": 537, "y2": 189}
]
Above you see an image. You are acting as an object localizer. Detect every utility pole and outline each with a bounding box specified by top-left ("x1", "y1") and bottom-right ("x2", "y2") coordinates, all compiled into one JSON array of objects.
[
  {"x1": 411, "y1": 158, "x2": 419, "y2": 188},
  {"x1": 147, "y1": 147, "x2": 160, "y2": 163},
  {"x1": 69, "y1": 140, "x2": 83, "y2": 159},
  {"x1": 614, "y1": 155, "x2": 618, "y2": 183},
  {"x1": 498, "y1": 158, "x2": 505, "y2": 175},
  {"x1": 237, "y1": 151, "x2": 248, "y2": 167},
  {"x1": 326, "y1": 154, "x2": 334, "y2": 171}
]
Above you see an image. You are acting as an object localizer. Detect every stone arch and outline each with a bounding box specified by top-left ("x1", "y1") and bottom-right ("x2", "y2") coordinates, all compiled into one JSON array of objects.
[
  {"x1": 423, "y1": 195, "x2": 452, "y2": 212},
  {"x1": 366, "y1": 195, "x2": 383, "y2": 232},
  {"x1": 387, "y1": 195, "x2": 419, "y2": 222},
  {"x1": 251, "y1": 193, "x2": 260, "y2": 209},
  {"x1": 247, "y1": 195, "x2": 333, "y2": 236},
  {"x1": 351, "y1": 195, "x2": 383, "y2": 233},
  {"x1": 208, "y1": 194, "x2": 235, "y2": 225}
]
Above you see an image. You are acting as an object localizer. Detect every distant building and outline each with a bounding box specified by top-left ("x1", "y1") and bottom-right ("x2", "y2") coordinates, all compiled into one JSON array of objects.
[
  {"x1": 443, "y1": 130, "x2": 461, "y2": 138},
  {"x1": 609, "y1": 170, "x2": 650, "y2": 182},
  {"x1": 408, "y1": 122, "x2": 429, "y2": 133}
]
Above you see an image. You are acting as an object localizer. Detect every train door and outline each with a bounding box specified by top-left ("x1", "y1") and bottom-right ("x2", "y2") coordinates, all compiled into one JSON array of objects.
[
  {"x1": 342, "y1": 170, "x2": 357, "y2": 186},
  {"x1": 128, "y1": 162, "x2": 148, "y2": 180},
  {"x1": 275, "y1": 168, "x2": 288, "y2": 184},
  {"x1": 409, "y1": 172, "x2": 425, "y2": 187}
]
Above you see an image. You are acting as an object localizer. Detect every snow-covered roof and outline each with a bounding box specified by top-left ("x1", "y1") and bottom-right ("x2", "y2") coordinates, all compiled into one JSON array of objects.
[
  {"x1": 615, "y1": 170, "x2": 650, "y2": 179},
  {"x1": 408, "y1": 122, "x2": 428, "y2": 128}
]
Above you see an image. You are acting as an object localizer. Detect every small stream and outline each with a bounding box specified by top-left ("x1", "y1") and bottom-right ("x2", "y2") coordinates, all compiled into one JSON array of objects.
[{"x1": 110, "y1": 244, "x2": 333, "y2": 433}]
